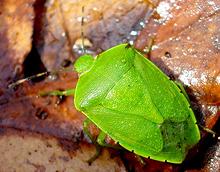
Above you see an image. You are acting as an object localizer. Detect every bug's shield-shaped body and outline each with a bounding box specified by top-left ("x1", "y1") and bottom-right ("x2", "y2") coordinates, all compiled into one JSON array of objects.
[{"x1": 74, "y1": 44, "x2": 200, "y2": 163}]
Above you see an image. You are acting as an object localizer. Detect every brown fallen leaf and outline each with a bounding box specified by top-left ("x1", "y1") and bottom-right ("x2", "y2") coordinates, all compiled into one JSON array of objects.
[
  {"x1": 36, "y1": 0, "x2": 152, "y2": 70},
  {"x1": 135, "y1": 0, "x2": 220, "y2": 129},
  {"x1": 0, "y1": 0, "x2": 34, "y2": 88},
  {"x1": 1, "y1": 0, "x2": 220, "y2": 171},
  {"x1": 135, "y1": 0, "x2": 220, "y2": 170},
  {"x1": 0, "y1": 128, "x2": 126, "y2": 172}
]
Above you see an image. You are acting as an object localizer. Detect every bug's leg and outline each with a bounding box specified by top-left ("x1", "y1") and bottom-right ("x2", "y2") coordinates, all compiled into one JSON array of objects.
[
  {"x1": 98, "y1": 132, "x2": 145, "y2": 165},
  {"x1": 96, "y1": 131, "x2": 107, "y2": 146},
  {"x1": 97, "y1": 131, "x2": 121, "y2": 149},
  {"x1": 174, "y1": 81, "x2": 190, "y2": 102},
  {"x1": 87, "y1": 146, "x2": 101, "y2": 165},
  {"x1": 40, "y1": 88, "x2": 75, "y2": 97},
  {"x1": 83, "y1": 118, "x2": 102, "y2": 165},
  {"x1": 83, "y1": 118, "x2": 96, "y2": 143},
  {"x1": 197, "y1": 123, "x2": 217, "y2": 137}
]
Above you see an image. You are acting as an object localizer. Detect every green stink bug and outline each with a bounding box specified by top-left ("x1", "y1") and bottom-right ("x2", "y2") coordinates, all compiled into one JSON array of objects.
[{"x1": 74, "y1": 43, "x2": 200, "y2": 164}]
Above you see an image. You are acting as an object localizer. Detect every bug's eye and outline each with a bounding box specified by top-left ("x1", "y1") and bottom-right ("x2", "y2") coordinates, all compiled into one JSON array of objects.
[{"x1": 74, "y1": 54, "x2": 95, "y2": 74}]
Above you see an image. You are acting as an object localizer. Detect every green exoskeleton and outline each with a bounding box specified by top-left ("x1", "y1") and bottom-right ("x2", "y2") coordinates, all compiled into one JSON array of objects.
[{"x1": 73, "y1": 43, "x2": 200, "y2": 163}]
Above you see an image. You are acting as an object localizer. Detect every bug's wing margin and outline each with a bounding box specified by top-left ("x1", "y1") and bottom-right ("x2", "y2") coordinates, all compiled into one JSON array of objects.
[
  {"x1": 85, "y1": 107, "x2": 198, "y2": 164},
  {"x1": 85, "y1": 105, "x2": 195, "y2": 163},
  {"x1": 132, "y1": 48, "x2": 200, "y2": 163},
  {"x1": 84, "y1": 105, "x2": 164, "y2": 158}
]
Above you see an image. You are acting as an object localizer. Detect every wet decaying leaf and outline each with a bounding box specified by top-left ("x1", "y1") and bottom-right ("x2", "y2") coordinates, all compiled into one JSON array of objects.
[
  {"x1": 0, "y1": 128, "x2": 126, "y2": 172},
  {"x1": 135, "y1": 0, "x2": 220, "y2": 129},
  {"x1": 135, "y1": 0, "x2": 220, "y2": 170},
  {"x1": 0, "y1": 0, "x2": 219, "y2": 171},
  {"x1": 201, "y1": 122, "x2": 220, "y2": 172},
  {"x1": 0, "y1": 0, "x2": 35, "y2": 89},
  {"x1": 202, "y1": 139, "x2": 220, "y2": 172},
  {"x1": 36, "y1": 0, "x2": 152, "y2": 71}
]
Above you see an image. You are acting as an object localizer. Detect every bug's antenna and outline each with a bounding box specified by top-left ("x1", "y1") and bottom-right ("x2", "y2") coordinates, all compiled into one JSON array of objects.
[
  {"x1": 81, "y1": 6, "x2": 85, "y2": 54},
  {"x1": 7, "y1": 66, "x2": 74, "y2": 89},
  {"x1": 8, "y1": 71, "x2": 49, "y2": 89}
]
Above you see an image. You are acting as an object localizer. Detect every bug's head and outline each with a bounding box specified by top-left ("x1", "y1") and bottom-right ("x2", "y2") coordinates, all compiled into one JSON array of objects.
[{"x1": 74, "y1": 54, "x2": 95, "y2": 75}]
